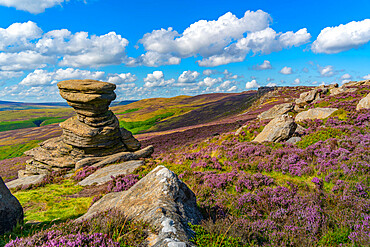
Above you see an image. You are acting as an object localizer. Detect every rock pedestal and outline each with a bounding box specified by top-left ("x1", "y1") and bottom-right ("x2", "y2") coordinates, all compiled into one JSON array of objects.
[{"x1": 20, "y1": 80, "x2": 153, "y2": 177}]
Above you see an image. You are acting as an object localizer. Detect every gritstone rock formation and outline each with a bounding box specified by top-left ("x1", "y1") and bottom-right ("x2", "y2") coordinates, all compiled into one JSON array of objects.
[{"x1": 19, "y1": 80, "x2": 153, "y2": 177}]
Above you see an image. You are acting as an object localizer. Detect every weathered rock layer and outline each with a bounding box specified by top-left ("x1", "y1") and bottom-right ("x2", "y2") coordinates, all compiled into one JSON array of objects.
[{"x1": 20, "y1": 80, "x2": 153, "y2": 177}]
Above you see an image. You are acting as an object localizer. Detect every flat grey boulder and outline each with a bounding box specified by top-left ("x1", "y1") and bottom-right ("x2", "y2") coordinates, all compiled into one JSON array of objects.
[
  {"x1": 254, "y1": 115, "x2": 297, "y2": 143},
  {"x1": 5, "y1": 175, "x2": 46, "y2": 189},
  {"x1": 257, "y1": 103, "x2": 293, "y2": 120},
  {"x1": 286, "y1": 137, "x2": 302, "y2": 145},
  {"x1": 78, "y1": 160, "x2": 144, "y2": 186},
  {"x1": 295, "y1": 107, "x2": 338, "y2": 122},
  {"x1": 1, "y1": 177, "x2": 24, "y2": 234},
  {"x1": 78, "y1": 165, "x2": 202, "y2": 247},
  {"x1": 356, "y1": 93, "x2": 370, "y2": 111}
]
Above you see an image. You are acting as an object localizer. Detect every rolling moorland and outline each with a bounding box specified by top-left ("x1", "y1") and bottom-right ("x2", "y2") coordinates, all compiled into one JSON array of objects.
[{"x1": 0, "y1": 82, "x2": 369, "y2": 246}]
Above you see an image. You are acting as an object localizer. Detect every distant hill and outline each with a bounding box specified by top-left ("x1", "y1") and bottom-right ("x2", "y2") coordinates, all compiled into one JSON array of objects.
[{"x1": 0, "y1": 100, "x2": 137, "y2": 111}]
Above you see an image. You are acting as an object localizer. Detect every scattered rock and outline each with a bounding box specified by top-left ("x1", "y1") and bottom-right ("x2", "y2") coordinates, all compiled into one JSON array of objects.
[
  {"x1": 78, "y1": 160, "x2": 144, "y2": 186},
  {"x1": 257, "y1": 103, "x2": 294, "y2": 120},
  {"x1": 342, "y1": 79, "x2": 370, "y2": 87},
  {"x1": 0, "y1": 177, "x2": 24, "y2": 234},
  {"x1": 253, "y1": 115, "x2": 297, "y2": 143},
  {"x1": 295, "y1": 107, "x2": 338, "y2": 122},
  {"x1": 356, "y1": 93, "x2": 370, "y2": 111},
  {"x1": 5, "y1": 175, "x2": 46, "y2": 189},
  {"x1": 21, "y1": 80, "x2": 153, "y2": 177},
  {"x1": 294, "y1": 124, "x2": 306, "y2": 136},
  {"x1": 286, "y1": 137, "x2": 301, "y2": 145},
  {"x1": 78, "y1": 165, "x2": 202, "y2": 246},
  {"x1": 295, "y1": 89, "x2": 320, "y2": 111},
  {"x1": 330, "y1": 86, "x2": 357, "y2": 96}
]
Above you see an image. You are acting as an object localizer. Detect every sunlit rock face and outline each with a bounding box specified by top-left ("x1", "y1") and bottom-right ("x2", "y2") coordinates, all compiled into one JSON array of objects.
[{"x1": 18, "y1": 80, "x2": 153, "y2": 178}]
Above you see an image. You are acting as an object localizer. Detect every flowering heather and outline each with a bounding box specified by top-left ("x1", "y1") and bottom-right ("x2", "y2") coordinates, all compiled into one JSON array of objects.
[
  {"x1": 146, "y1": 89, "x2": 370, "y2": 245},
  {"x1": 5, "y1": 209, "x2": 150, "y2": 247}
]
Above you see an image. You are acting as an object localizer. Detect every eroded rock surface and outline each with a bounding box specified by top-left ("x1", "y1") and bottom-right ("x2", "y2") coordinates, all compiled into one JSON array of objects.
[
  {"x1": 295, "y1": 107, "x2": 338, "y2": 122},
  {"x1": 0, "y1": 177, "x2": 23, "y2": 234},
  {"x1": 20, "y1": 80, "x2": 153, "y2": 177},
  {"x1": 356, "y1": 93, "x2": 370, "y2": 111},
  {"x1": 257, "y1": 103, "x2": 293, "y2": 120},
  {"x1": 79, "y1": 166, "x2": 202, "y2": 246},
  {"x1": 6, "y1": 175, "x2": 46, "y2": 189},
  {"x1": 254, "y1": 115, "x2": 297, "y2": 143}
]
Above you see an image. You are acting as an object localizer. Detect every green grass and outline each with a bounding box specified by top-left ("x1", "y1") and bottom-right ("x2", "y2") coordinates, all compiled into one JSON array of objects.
[
  {"x1": 116, "y1": 108, "x2": 140, "y2": 115},
  {"x1": 190, "y1": 224, "x2": 244, "y2": 247},
  {"x1": 119, "y1": 112, "x2": 175, "y2": 134},
  {"x1": 296, "y1": 127, "x2": 343, "y2": 149},
  {"x1": 0, "y1": 140, "x2": 40, "y2": 160},
  {"x1": 0, "y1": 117, "x2": 66, "y2": 132},
  {"x1": 13, "y1": 179, "x2": 92, "y2": 222},
  {"x1": 39, "y1": 118, "x2": 66, "y2": 126}
]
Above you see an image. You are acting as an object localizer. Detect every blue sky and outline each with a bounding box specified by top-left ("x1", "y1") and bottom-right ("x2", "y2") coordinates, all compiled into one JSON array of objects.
[{"x1": 0, "y1": 0, "x2": 369, "y2": 102}]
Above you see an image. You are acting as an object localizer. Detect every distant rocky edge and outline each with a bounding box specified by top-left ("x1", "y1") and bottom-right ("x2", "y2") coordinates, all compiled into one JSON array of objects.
[
  {"x1": 17, "y1": 80, "x2": 154, "y2": 178},
  {"x1": 237, "y1": 79, "x2": 370, "y2": 144},
  {"x1": 79, "y1": 165, "x2": 202, "y2": 247}
]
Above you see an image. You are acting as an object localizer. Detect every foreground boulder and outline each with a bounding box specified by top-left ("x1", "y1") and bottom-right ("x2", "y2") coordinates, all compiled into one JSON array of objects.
[
  {"x1": 254, "y1": 115, "x2": 297, "y2": 143},
  {"x1": 78, "y1": 166, "x2": 202, "y2": 246},
  {"x1": 295, "y1": 107, "x2": 338, "y2": 122},
  {"x1": 257, "y1": 103, "x2": 294, "y2": 120},
  {"x1": 19, "y1": 80, "x2": 153, "y2": 177},
  {"x1": 0, "y1": 177, "x2": 23, "y2": 234},
  {"x1": 356, "y1": 93, "x2": 370, "y2": 111}
]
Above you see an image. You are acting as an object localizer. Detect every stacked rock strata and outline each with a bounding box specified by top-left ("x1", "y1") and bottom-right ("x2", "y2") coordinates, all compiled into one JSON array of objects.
[{"x1": 20, "y1": 80, "x2": 152, "y2": 177}]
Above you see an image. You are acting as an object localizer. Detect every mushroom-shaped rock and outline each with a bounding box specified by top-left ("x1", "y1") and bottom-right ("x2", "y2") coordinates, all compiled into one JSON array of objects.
[
  {"x1": 0, "y1": 177, "x2": 23, "y2": 234},
  {"x1": 257, "y1": 103, "x2": 294, "y2": 120},
  {"x1": 254, "y1": 115, "x2": 297, "y2": 143},
  {"x1": 295, "y1": 107, "x2": 338, "y2": 122},
  {"x1": 78, "y1": 165, "x2": 202, "y2": 246},
  {"x1": 356, "y1": 93, "x2": 370, "y2": 111}
]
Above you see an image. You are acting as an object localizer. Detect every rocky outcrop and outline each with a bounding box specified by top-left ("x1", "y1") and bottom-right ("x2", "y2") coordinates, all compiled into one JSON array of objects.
[
  {"x1": 253, "y1": 115, "x2": 297, "y2": 143},
  {"x1": 295, "y1": 84, "x2": 337, "y2": 111},
  {"x1": 6, "y1": 175, "x2": 46, "y2": 189},
  {"x1": 295, "y1": 107, "x2": 338, "y2": 122},
  {"x1": 356, "y1": 93, "x2": 370, "y2": 111},
  {"x1": 19, "y1": 80, "x2": 153, "y2": 177},
  {"x1": 342, "y1": 79, "x2": 370, "y2": 87},
  {"x1": 257, "y1": 103, "x2": 294, "y2": 120},
  {"x1": 79, "y1": 166, "x2": 202, "y2": 246},
  {"x1": 0, "y1": 177, "x2": 23, "y2": 234},
  {"x1": 78, "y1": 160, "x2": 144, "y2": 186},
  {"x1": 330, "y1": 86, "x2": 357, "y2": 96}
]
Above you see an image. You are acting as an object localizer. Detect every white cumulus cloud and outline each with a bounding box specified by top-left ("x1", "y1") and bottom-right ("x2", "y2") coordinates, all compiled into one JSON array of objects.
[
  {"x1": 312, "y1": 19, "x2": 370, "y2": 54},
  {"x1": 178, "y1": 70, "x2": 200, "y2": 84},
  {"x1": 199, "y1": 77, "x2": 222, "y2": 87},
  {"x1": 0, "y1": 21, "x2": 42, "y2": 51},
  {"x1": 280, "y1": 66, "x2": 293, "y2": 75},
  {"x1": 20, "y1": 68, "x2": 106, "y2": 86},
  {"x1": 0, "y1": 51, "x2": 53, "y2": 71},
  {"x1": 143, "y1": 71, "x2": 175, "y2": 88},
  {"x1": 293, "y1": 78, "x2": 301, "y2": 84},
  {"x1": 363, "y1": 74, "x2": 370, "y2": 80},
  {"x1": 198, "y1": 27, "x2": 310, "y2": 67},
  {"x1": 245, "y1": 79, "x2": 260, "y2": 89},
  {"x1": 266, "y1": 82, "x2": 277, "y2": 87},
  {"x1": 253, "y1": 60, "x2": 272, "y2": 70},
  {"x1": 107, "y1": 73, "x2": 137, "y2": 84},
  {"x1": 0, "y1": 0, "x2": 67, "y2": 14},
  {"x1": 318, "y1": 65, "x2": 334, "y2": 77}
]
